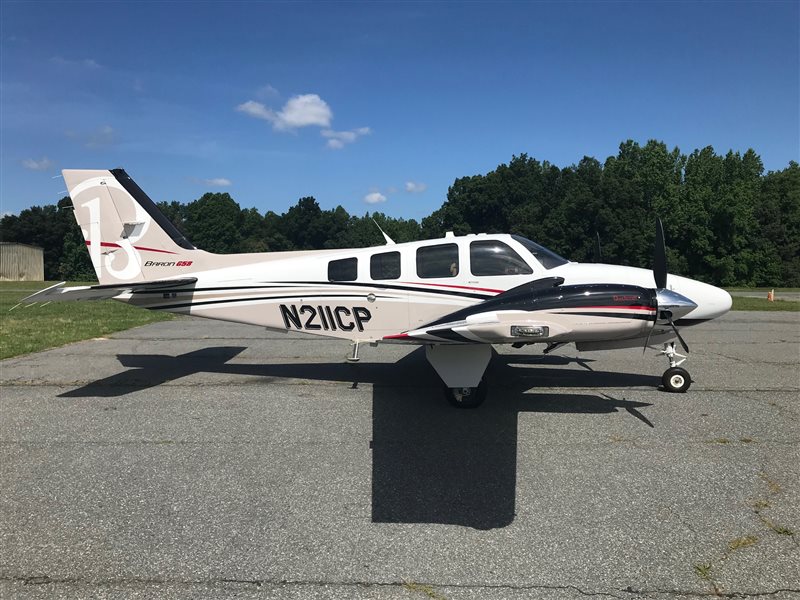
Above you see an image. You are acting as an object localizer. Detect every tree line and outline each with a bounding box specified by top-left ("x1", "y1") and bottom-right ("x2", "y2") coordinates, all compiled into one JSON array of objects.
[{"x1": 2, "y1": 140, "x2": 798, "y2": 286}]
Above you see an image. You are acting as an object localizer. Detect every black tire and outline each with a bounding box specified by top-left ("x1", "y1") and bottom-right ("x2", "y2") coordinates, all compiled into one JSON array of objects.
[
  {"x1": 662, "y1": 367, "x2": 691, "y2": 393},
  {"x1": 444, "y1": 380, "x2": 487, "y2": 408}
]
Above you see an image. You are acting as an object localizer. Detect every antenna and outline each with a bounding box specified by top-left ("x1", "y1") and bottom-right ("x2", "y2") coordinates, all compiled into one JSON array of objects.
[{"x1": 371, "y1": 218, "x2": 395, "y2": 245}]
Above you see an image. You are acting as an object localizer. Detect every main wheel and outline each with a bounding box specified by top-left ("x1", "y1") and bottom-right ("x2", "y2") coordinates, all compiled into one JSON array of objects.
[
  {"x1": 444, "y1": 380, "x2": 487, "y2": 408},
  {"x1": 662, "y1": 367, "x2": 691, "y2": 393}
]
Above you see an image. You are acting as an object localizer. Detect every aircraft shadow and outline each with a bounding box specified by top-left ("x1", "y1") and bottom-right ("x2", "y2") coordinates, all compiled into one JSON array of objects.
[{"x1": 59, "y1": 346, "x2": 656, "y2": 529}]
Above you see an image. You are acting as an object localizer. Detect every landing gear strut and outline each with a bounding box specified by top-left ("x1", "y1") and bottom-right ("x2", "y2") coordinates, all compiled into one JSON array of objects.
[
  {"x1": 660, "y1": 342, "x2": 691, "y2": 393},
  {"x1": 426, "y1": 345, "x2": 492, "y2": 409}
]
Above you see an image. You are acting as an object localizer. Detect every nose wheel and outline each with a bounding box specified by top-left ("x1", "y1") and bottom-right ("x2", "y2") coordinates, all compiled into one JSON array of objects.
[{"x1": 659, "y1": 342, "x2": 692, "y2": 392}]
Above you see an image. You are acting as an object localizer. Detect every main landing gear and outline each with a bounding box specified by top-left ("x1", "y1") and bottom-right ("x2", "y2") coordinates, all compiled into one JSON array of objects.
[
  {"x1": 425, "y1": 345, "x2": 492, "y2": 409},
  {"x1": 660, "y1": 342, "x2": 691, "y2": 393},
  {"x1": 444, "y1": 380, "x2": 488, "y2": 408}
]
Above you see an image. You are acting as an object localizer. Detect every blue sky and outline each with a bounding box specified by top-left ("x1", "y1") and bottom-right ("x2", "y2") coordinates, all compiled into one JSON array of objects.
[{"x1": 1, "y1": 1, "x2": 797, "y2": 220}]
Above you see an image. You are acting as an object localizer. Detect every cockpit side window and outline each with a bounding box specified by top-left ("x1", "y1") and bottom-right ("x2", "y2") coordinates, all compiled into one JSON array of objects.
[
  {"x1": 370, "y1": 251, "x2": 401, "y2": 280},
  {"x1": 417, "y1": 243, "x2": 459, "y2": 278},
  {"x1": 328, "y1": 257, "x2": 358, "y2": 281},
  {"x1": 470, "y1": 240, "x2": 533, "y2": 276},
  {"x1": 511, "y1": 235, "x2": 569, "y2": 269}
]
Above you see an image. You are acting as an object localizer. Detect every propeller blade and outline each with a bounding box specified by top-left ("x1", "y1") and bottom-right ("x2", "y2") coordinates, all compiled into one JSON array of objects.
[
  {"x1": 642, "y1": 319, "x2": 656, "y2": 355},
  {"x1": 668, "y1": 316, "x2": 690, "y2": 353},
  {"x1": 654, "y1": 218, "x2": 667, "y2": 289},
  {"x1": 594, "y1": 231, "x2": 602, "y2": 263}
]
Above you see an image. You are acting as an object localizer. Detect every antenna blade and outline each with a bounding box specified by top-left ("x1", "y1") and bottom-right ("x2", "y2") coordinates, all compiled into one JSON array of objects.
[{"x1": 372, "y1": 218, "x2": 395, "y2": 245}]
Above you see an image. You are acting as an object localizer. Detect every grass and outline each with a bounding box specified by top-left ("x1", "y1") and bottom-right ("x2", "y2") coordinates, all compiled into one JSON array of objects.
[
  {"x1": 731, "y1": 296, "x2": 800, "y2": 311},
  {"x1": 0, "y1": 281, "x2": 173, "y2": 360},
  {"x1": 728, "y1": 536, "x2": 758, "y2": 551},
  {"x1": 725, "y1": 287, "x2": 800, "y2": 292},
  {"x1": 403, "y1": 583, "x2": 449, "y2": 600},
  {"x1": 694, "y1": 563, "x2": 713, "y2": 580}
]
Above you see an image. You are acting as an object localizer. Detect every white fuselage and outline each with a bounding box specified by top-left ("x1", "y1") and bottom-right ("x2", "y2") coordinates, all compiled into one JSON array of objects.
[{"x1": 120, "y1": 233, "x2": 731, "y2": 345}]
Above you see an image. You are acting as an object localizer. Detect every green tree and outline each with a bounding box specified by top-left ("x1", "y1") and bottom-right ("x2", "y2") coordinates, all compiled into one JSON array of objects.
[
  {"x1": 58, "y1": 225, "x2": 96, "y2": 281},
  {"x1": 756, "y1": 162, "x2": 800, "y2": 286},
  {"x1": 184, "y1": 193, "x2": 243, "y2": 253}
]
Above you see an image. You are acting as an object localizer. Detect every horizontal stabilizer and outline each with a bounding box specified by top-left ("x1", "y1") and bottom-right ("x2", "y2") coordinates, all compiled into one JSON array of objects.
[{"x1": 21, "y1": 278, "x2": 197, "y2": 304}]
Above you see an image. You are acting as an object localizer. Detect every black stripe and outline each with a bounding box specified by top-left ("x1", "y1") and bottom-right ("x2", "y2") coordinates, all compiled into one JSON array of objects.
[
  {"x1": 133, "y1": 281, "x2": 492, "y2": 300},
  {"x1": 110, "y1": 169, "x2": 195, "y2": 250},
  {"x1": 427, "y1": 328, "x2": 474, "y2": 343},
  {"x1": 673, "y1": 318, "x2": 710, "y2": 327},
  {"x1": 277, "y1": 280, "x2": 493, "y2": 300},
  {"x1": 560, "y1": 311, "x2": 656, "y2": 321},
  {"x1": 150, "y1": 293, "x2": 390, "y2": 311}
]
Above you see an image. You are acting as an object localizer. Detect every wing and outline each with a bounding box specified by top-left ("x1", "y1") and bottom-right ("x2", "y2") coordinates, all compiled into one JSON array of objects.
[{"x1": 21, "y1": 278, "x2": 198, "y2": 303}]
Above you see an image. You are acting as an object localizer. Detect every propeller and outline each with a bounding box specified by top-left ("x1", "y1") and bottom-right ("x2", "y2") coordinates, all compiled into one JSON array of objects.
[
  {"x1": 644, "y1": 217, "x2": 690, "y2": 354},
  {"x1": 653, "y1": 218, "x2": 667, "y2": 289},
  {"x1": 594, "y1": 231, "x2": 602, "y2": 263}
]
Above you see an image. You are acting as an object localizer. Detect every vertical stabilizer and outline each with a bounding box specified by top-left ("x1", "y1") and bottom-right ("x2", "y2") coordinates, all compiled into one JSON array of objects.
[{"x1": 63, "y1": 169, "x2": 196, "y2": 285}]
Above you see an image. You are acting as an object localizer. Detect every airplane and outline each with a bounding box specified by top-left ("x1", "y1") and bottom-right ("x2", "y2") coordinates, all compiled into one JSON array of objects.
[{"x1": 23, "y1": 169, "x2": 733, "y2": 407}]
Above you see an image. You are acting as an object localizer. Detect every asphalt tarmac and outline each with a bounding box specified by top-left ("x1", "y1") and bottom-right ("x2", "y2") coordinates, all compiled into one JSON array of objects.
[{"x1": 1, "y1": 311, "x2": 798, "y2": 599}]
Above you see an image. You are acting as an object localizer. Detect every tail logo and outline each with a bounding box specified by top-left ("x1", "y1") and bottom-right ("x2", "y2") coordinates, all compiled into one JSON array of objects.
[{"x1": 76, "y1": 176, "x2": 152, "y2": 281}]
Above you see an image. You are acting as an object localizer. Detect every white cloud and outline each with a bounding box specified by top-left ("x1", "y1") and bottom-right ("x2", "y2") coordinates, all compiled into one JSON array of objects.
[
  {"x1": 51, "y1": 56, "x2": 101, "y2": 69},
  {"x1": 201, "y1": 178, "x2": 232, "y2": 187},
  {"x1": 321, "y1": 127, "x2": 371, "y2": 149},
  {"x1": 405, "y1": 181, "x2": 427, "y2": 193},
  {"x1": 364, "y1": 191, "x2": 387, "y2": 204},
  {"x1": 236, "y1": 94, "x2": 332, "y2": 131},
  {"x1": 22, "y1": 157, "x2": 53, "y2": 171},
  {"x1": 86, "y1": 125, "x2": 115, "y2": 148},
  {"x1": 256, "y1": 84, "x2": 280, "y2": 99},
  {"x1": 236, "y1": 100, "x2": 273, "y2": 121}
]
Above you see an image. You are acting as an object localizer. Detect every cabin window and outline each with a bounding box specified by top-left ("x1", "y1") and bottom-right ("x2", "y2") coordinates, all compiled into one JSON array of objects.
[
  {"x1": 370, "y1": 251, "x2": 401, "y2": 280},
  {"x1": 470, "y1": 241, "x2": 533, "y2": 276},
  {"x1": 417, "y1": 243, "x2": 459, "y2": 278},
  {"x1": 328, "y1": 257, "x2": 358, "y2": 281}
]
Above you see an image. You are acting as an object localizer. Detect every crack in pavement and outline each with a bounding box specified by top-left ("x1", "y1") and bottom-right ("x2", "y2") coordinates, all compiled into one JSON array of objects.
[{"x1": 3, "y1": 574, "x2": 799, "y2": 598}]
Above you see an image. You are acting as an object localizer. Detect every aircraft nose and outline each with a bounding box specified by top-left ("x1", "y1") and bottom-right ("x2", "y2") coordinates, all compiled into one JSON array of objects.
[
  {"x1": 668, "y1": 276, "x2": 732, "y2": 321},
  {"x1": 690, "y1": 281, "x2": 732, "y2": 320},
  {"x1": 709, "y1": 285, "x2": 733, "y2": 318}
]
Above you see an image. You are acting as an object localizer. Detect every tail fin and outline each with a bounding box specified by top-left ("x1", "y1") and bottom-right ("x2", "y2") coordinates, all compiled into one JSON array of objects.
[{"x1": 64, "y1": 169, "x2": 197, "y2": 285}]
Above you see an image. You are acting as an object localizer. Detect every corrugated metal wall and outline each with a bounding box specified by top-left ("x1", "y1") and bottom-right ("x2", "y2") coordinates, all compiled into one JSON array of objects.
[{"x1": 0, "y1": 243, "x2": 45, "y2": 281}]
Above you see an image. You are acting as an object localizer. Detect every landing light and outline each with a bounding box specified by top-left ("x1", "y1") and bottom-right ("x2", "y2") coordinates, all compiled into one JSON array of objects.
[{"x1": 511, "y1": 325, "x2": 549, "y2": 338}]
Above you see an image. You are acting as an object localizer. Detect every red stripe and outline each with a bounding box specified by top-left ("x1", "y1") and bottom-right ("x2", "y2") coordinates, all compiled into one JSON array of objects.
[
  {"x1": 134, "y1": 245, "x2": 177, "y2": 255},
  {"x1": 383, "y1": 333, "x2": 410, "y2": 340},
  {"x1": 399, "y1": 281, "x2": 502, "y2": 294},
  {"x1": 85, "y1": 241, "x2": 177, "y2": 255},
  {"x1": 562, "y1": 305, "x2": 656, "y2": 311}
]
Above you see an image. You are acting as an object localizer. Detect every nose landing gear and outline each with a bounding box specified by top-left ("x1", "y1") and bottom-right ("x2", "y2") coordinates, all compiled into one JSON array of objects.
[{"x1": 660, "y1": 342, "x2": 691, "y2": 392}]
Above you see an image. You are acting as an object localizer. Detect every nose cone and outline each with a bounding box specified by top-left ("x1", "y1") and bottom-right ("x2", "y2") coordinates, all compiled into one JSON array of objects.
[
  {"x1": 674, "y1": 277, "x2": 732, "y2": 321},
  {"x1": 708, "y1": 285, "x2": 733, "y2": 318}
]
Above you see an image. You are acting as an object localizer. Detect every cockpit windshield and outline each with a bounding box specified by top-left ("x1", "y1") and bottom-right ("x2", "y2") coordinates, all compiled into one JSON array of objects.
[{"x1": 511, "y1": 235, "x2": 569, "y2": 270}]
